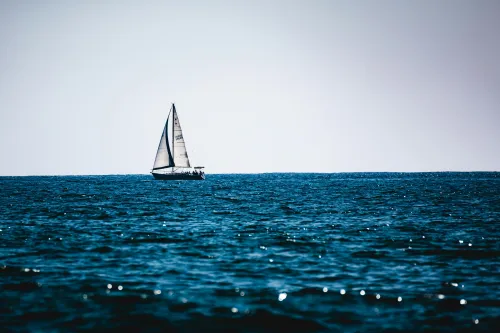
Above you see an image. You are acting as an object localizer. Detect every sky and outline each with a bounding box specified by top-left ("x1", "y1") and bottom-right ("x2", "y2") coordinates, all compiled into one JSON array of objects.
[{"x1": 0, "y1": 0, "x2": 499, "y2": 175}]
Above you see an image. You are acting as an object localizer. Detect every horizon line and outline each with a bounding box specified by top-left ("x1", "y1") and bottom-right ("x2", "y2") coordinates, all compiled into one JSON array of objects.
[{"x1": 1, "y1": 170, "x2": 499, "y2": 177}]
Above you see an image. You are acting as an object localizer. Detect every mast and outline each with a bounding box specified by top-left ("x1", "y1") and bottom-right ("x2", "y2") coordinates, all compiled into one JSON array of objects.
[{"x1": 172, "y1": 103, "x2": 175, "y2": 168}]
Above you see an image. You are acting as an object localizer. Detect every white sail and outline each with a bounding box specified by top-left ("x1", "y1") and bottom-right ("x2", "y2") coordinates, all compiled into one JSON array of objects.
[
  {"x1": 172, "y1": 106, "x2": 191, "y2": 168},
  {"x1": 152, "y1": 111, "x2": 174, "y2": 170}
]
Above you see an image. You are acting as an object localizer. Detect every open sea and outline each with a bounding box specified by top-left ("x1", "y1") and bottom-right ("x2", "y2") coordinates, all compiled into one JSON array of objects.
[{"x1": 1, "y1": 172, "x2": 499, "y2": 332}]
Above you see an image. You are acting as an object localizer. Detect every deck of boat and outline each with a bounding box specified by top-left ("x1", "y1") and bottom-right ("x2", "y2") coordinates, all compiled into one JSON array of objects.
[{"x1": 152, "y1": 172, "x2": 205, "y2": 180}]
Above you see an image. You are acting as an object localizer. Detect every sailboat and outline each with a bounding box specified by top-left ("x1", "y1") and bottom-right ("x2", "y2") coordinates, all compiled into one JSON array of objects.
[{"x1": 151, "y1": 103, "x2": 205, "y2": 180}]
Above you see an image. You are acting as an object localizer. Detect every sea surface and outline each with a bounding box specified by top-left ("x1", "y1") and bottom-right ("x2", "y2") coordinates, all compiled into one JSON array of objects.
[{"x1": 1, "y1": 173, "x2": 499, "y2": 332}]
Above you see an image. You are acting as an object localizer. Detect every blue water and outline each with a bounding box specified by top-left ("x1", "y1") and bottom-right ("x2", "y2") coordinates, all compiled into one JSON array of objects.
[{"x1": 1, "y1": 173, "x2": 499, "y2": 332}]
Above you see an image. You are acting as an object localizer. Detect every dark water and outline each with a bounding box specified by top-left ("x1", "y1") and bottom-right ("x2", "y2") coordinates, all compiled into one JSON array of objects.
[{"x1": 1, "y1": 173, "x2": 499, "y2": 332}]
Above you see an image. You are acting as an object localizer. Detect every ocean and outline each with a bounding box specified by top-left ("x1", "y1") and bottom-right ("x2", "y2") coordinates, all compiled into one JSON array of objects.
[{"x1": 1, "y1": 173, "x2": 499, "y2": 332}]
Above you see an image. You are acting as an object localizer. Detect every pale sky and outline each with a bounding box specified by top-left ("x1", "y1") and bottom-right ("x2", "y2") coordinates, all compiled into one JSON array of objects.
[{"x1": 1, "y1": 0, "x2": 499, "y2": 175}]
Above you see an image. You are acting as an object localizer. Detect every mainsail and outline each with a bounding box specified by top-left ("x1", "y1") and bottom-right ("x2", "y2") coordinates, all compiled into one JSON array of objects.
[
  {"x1": 171, "y1": 105, "x2": 191, "y2": 168},
  {"x1": 152, "y1": 110, "x2": 174, "y2": 170}
]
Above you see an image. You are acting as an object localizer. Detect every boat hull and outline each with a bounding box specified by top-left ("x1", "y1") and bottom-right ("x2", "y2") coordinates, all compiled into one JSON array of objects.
[{"x1": 152, "y1": 172, "x2": 205, "y2": 180}]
